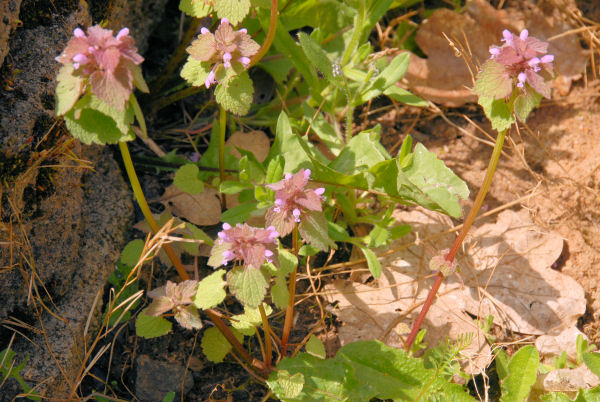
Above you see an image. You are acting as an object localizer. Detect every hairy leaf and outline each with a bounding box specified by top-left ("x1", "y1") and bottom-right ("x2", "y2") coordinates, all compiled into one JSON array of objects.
[
  {"x1": 201, "y1": 326, "x2": 243, "y2": 363},
  {"x1": 215, "y1": 71, "x2": 254, "y2": 115},
  {"x1": 214, "y1": 0, "x2": 251, "y2": 25},
  {"x1": 227, "y1": 266, "x2": 269, "y2": 308},
  {"x1": 500, "y1": 345, "x2": 539, "y2": 402},
  {"x1": 193, "y1": 270, "x2": 227, "y2": 310},
  {"x1": 136, "y1": 308, "x2": 172, "y2": 339},
  {"x1": 174, "y1": 164, "x2": 204, "y2": 194}
]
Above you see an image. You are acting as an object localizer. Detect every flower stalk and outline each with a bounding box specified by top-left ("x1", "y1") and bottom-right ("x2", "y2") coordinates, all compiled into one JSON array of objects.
[
  {"x1": 280, "y1": 224, "x2": 300, "y2": 355},
  {"x1": 258, "y1": 303, "x2": 272, "y2": 369}
]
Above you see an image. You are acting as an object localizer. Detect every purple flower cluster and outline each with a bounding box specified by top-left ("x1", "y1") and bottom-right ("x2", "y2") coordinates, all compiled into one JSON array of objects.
[
  {"x1": 186, "y1": 18, "x2": 260, "y2": 88},
  {"x1": 216, "y1": 223, "x2": 279, "y2": 269},
  {"x1": 265, "y1": 169, "x2": 325, "y2": 236},
  {"x1": 488, "y1": 29, "x2": 554, "y2": 98},
  {"x1": 55, "y1": 25, "x2": 144, "y2": 110}
]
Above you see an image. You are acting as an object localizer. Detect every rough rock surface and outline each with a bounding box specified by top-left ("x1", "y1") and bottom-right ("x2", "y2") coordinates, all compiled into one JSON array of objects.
[
  {"x1": 0, "y1": 0, "x2": 168, "y2": 398},
  {"x1": 135, "y1": 354, "x2": 195, "y2": 402}
]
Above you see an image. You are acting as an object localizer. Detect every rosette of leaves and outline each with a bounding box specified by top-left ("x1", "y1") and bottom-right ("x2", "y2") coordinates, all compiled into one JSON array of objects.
[
  {"x1": 181, "y1": 18, "x2": 260, "y2": 115},
  {"x1": 55, "y1": 26, "x2": 149, "y2": 145},
  {"x1": 473, "y1": 29, "x2": 555, "y2": 131}
]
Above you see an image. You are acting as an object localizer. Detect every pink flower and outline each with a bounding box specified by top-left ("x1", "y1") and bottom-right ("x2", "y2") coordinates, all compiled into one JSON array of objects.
[
  {"x1": 212, "y1": 223, "x2": 279, "y2": 269},
  {"x1": 485, "y1": 29, "x2": 554, "y2": 98},
  {"x1": 186, "y1": 18, "x2": 260, "y2": 88},
  {"x1": 55, "y1": 25, "x2": 144, "y2": 110},
  {"x1": 265, "y1": 169, "x2": 325, "y2": 236}
]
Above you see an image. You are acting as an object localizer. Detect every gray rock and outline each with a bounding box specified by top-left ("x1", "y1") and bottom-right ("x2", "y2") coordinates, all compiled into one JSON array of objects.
[
  {"x1": 135, "y1": 355, "x2": 195, "y2": 402},
  {"x1": 0, "y1": 0, "x2": 23, "y2": 67}
]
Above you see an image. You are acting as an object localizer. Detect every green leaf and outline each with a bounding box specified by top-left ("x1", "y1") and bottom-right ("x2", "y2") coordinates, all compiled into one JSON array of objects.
[
  {"x1": 302, "y1": 105, "x2": 344, "y2": 156},
  {"x1": 368, "y1": 224, "x2": 388, "y2": 247},
  {"x1": 121, "y1": 239, "x2": 145, "y2": 267},
  {"x1": 358, "y1": 53, "x2": 410, "y2": 104},
  {"x1": 356, "y1": 244, "x2": 382, "y2": 279},
  {"x1": 238, "y1": 153, "x2": 265, "y2": 183},
  {"x1": 215, "y1": 71, "x2": 254, "y2": 116},
  {"x1": 268, "y1": 340, "x2": 474, "y2": 401},
  {"x1": 473, "y1": 60, "x2": 513, "y2": 100},
  {"x1": 174, "y1": 164, "x2": 204, "y2": 194},
  {"x1": 583, "y1": 353, "x2": 600, "y2": 379},
  {"x1": 305, "y1": 335, "x2": 326, "y2": 359},
  {"x1": 389, "y1": 224, "x2": 411, "y2": 240},
  {"x1": 329, "y1": 128, "x2": 390, "y2": 174},
  {"x1": 219, "y1": 180, "x2": 253, "y2": 194},
  {"x1": 299, "y1": 211, "x2": 336, "y2": 251},
  {"x1": 231, "y1": 303, "x2": 272, "y2": 336},
  {"x1": 0, "y1": 348, "x2": 40, "y2": 400},
  {"x1": 279, "y1": 0, "x2": 354, "y2": 35},
  {"x1": 495, "y1": 349, "x2": 510, "y2": 381},
  {"x1": 266, "y1": 112, "x2": 313, "y2": 173},
  {"x1": 272, "y1": 370, "x2": 305, "y2": 399},
  {"x1": 221, "y1": 202, "x2": 259, "y2": 225},
  {"x1": 271, "y1": 273, "x2": 289, "y2": 310},
  {"x1": 403, "y1": 143, "x2": 470, "y2": 218},
  {"x1": 214, "y1": 0, "x2": 251, "y2": 25},
  {"x1": 478, "y1": 95, "x2": 515, "y2": 132},
  {"x1": 227, "y1": 266, "x2": 269, "y2": 308},
  {"x1": 500, "y1": 345, "x2": 539, "y2": 402},
  {"x1": 383, "y1": 85, "x2": 428, "y2": 107},
  {"x1": 179, "y1": 0, "x2": 212, "y2": 17},
  {"x1": 180, "y1": 58, "x2": 212, "y2": 87},
  {"x1": 541, "y1": 392, "x2": 572, "y2": 402},
  {"x1": 198, "y1": 119, "x2": 239, "y2": 181},
  {"x1": 514, "y1": 90, "x2": 542, "y2": 122},
  {"x1": 193, "y1": 269, "x2": 227, "y2": 310},
  {"x1": 136, "y1": 308, "x2": 172, "y2": 339},
  {"x1": 161, "y1": 391, "x2": 175, "y2": 402},
  {"x1": 131, "y1": 65, "x2": 149, "y2": 93},
  {"x1": 298, "y1": 31, "x2": 341, "y2": 86},
  {"x1": 397, "y1": 134, "x2": 413, "y2": 164},
  {"x1": 201, "y1": 326, "x2": 243, "y2": 363},
  {"x1": 55, "y1": 64, "x2": 83, "y2": 116},
  {"x1": 278, "y1": 248, "x2": 298, "y2": 275}
]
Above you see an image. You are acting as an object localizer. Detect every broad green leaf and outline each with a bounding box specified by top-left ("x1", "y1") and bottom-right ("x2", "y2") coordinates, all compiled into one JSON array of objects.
[
  {"x1": 193, "y1": 270, "x2": 227, "y2": 309},
  {"x1": 55, "y1": 64, "x2": 83, "y2": 116},
  {"x1": 219, "y1": 180, "x2": 253, "y2": 194},
  {"x1": 384, "y1": 85, "x2": 428, "y2": 107},
  {"x1": 279, "y1": 0, "x2": 354, "y2": 35},
  {"x1": 278, "y1": 248, "x2": 298, "y2": 275},
  {"x1": 227, "y1": 266, "x2": 269, "y2": 308},
  {"x1": 478, "y1": 95, "x2": 515, "y2": 132},
  {"x1": 121, "y1": 239, "x2": 144, "y2": 267},
  {"x1": 161, "y1": 391, "x2": 175, "y2": 402},
  {"x1": 180, "y1": 58, "x2": 211, "y2": 87},
  {"x1": 221, "y1": 202, "x2": 259, "y2": 224},
  {"x1": 329, "y1": 128, "x2": 390, "y2": 174},
  {"x1": 356, "y1": 244, "x2": 382, "y2": 279},
  {"x1": 305, "y1": 335, "x2": 326, "y2": 359},
  {"x1": 271, "y1": 273, "x2": 289, "y2": 310},
  {"x1": 64, "y1": 107, "x2": 135, "y2": 145},
  {"x1": 389, "y1": 224, "x2": 411, "y2": 240},
  {"x1": 238, "y1": 152, "x2": 265, "y2": 183},
  {"x1": 215, "y1": 71, "x2": 254, "y2": 116},
  {"x1": 174, "y1": 164, "x2": 204, "y2": 194},
  {"x1": 179, "y1": 0, "x2": 212, "y2": 17},
  {"x1": 298, "y1": 31, "x2": 341, "y2": 86},
  {"x1": 368, "y1": 224, "x2": 388, "y2": 247},
  {"x1": 500, "y1": 345, "x2": 539, "y2": 402},
  {"x1": 583, "y1": 352, "x2": 600, "y2": 379},
  {"x1": 299, "y1": 211, "x2": 336, "y2": 251},
  {"x1": 514, "y1": 90, "x2": 542, "y2": 122},
  {"x1": 272, "y1": 370, "x2": 305, "y2": 399},
  {"x1": 403, "y1": 143, "x2": 470, "y2": 218},
  {"x1": 266, "y1": 112, "x2": 314, "y2": 173},
  {"x1": 302, "y1": 105, "x2": 344, "y2": 156},
  {"x1": 231, "y1": 303, "x2": 272, "y2": 336},
  {"x1": 265, "y1": 155, "x2": 285, "y2": 184},
  {"x1": 495, "y1": 349, "x2": 509, "y2": 381},
  {"x1": 214, "y1": 0, "x2": 251, "y2": 25},
  {"x1": 268, "y1": 340, "x2": 474, "y2": 401},
  {"x1": 473, "y1": 60, "x2": 513, "y2": 100},
  {"x1": 201, "y1": 326, "x2": 243, "y2": 363},
  {"x1": 136, "y1": 308, "x2": 172, "y2": 339},
  {"x1": 357, "y1": 53, "x2": 410, "y2": 104}
]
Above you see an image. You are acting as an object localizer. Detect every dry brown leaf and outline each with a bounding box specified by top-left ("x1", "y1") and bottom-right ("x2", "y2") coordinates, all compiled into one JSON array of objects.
[
  {"x1": 401, "y1": 0, "x2": 587, "y2": 105},
  {"x1": 226, "y1": 130, "x2": 270, "y2": 162},
  {"x1": 160, "y1": 185, "x2": 221, "y2": 226},
  {"x1": 532, "y1": 363, "x2": 600, "y2": 395},
  {"x1": 324, "y1": 208, "x2": 586, "y2": 374}
]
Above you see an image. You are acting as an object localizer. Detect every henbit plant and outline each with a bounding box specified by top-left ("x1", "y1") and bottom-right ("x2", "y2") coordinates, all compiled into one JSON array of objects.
[{"x1": 403, "y1": 28, "x2": 557, "y2": 351}]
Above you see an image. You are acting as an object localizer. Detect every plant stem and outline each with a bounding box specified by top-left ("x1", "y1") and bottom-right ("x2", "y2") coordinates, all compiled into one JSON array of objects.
[
  {"x1": 250, "y1": 0, "x2": 278, "y2": 68},
  {"x1": 280, "y1": 225, "x2": 300, "y2": 355},
  {"x1": 152, "y1": 86, "x2": 204, "y2": 113},
  {"x1": 119, "y1": 141, "x2": 190, "y2": 281},
  {"x1": 258, "y1": 303, "x2": 272, "y2": 370},
  {"x1": 404, "y1": 128, "x2": 507, "y2": 351},
  {"x1": 119, "y1": 142, "x2": 254, "y2": 368},
  {"x1": 218, "y1": 104, "x2": 227, "y2": 209}
]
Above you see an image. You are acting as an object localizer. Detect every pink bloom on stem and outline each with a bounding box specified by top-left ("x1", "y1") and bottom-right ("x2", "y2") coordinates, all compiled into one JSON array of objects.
[
  {"x1": 485, "y1": 28, "x2": 554, "y2": 98},
  {"x1": 186, "y1": 18, "x2": 260, "y2": 88},
  {"x1": 55, "y1": 25, "x2": 144, "y2": 110},
  {"x1": 265, "y1": 168, "x2": 325, "y2": 236},
  {"x1": 214, "y1": 223, "x2": 279, "y2": 269}
]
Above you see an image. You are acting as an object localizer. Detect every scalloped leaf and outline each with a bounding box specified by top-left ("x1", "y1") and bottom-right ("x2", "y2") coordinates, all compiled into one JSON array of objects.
[
  {"x1": 55, "y1": 64, "x2": 84, "y2": 116},
  {"x1": 227, "y1": 266, "x2": 269, "y2": 308},
  {"x1": 179, "y1": 0, "x2": 213, "y2": 17},
  {"x1": 136, "y1": 308, "x2": 172, "y2": 339},
  {"x1": 214, "y1": 0, "x2": 251, "y2": 25},
  {"x1": 305, "y1": 335, "x2": 326, "y2": 359},
  {"x1": 174, "y1": 164, "x2": 204, "y2": 194},
  {"x1": 180, "y1": 58, "x2": 212, "y2": 87},
  {"x1": 201, "y1": 326, "x2": 243, "y2": 363},
  {"x1": 120, "y1": 239, "x2": 145, "y2": 267},
  {"x1": 231, "y1": 303, "x2": 272, "y2": 336},
  {"x1": 215, "y1": 71, "x2": 254, "y2": 116},
  {"x1": 298, "y1": 211, "x2": 336, "y2": 251},
  {"x1": 193, "y1": 269, "x2": 227, "y2": 309}
]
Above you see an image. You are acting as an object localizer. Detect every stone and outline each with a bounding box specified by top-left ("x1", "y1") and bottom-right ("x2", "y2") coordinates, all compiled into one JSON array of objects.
[{"x1": 135, "y1": 355, "x2": 195, "y2": 402}]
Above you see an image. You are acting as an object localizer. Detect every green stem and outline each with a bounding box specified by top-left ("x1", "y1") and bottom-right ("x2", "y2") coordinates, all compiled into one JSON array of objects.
[
  {"x1": 404, "y1": 128, "x2": 507, "y2": 351},
  {"x1": 342, "y1": 0, "x2": 366, "y2": 65},
  {"x1": 280, "y1": 225, "x2": 300, "y2": 355},
  {"x1": 218, "y1": 104, "x2": 227, "y2": 209},
  {"x1": 250, "y1": 0, "x2": 278, "y2": 68},
  {"x1": 258, "y1": 304, "x2": 272, "y2": 370}
]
